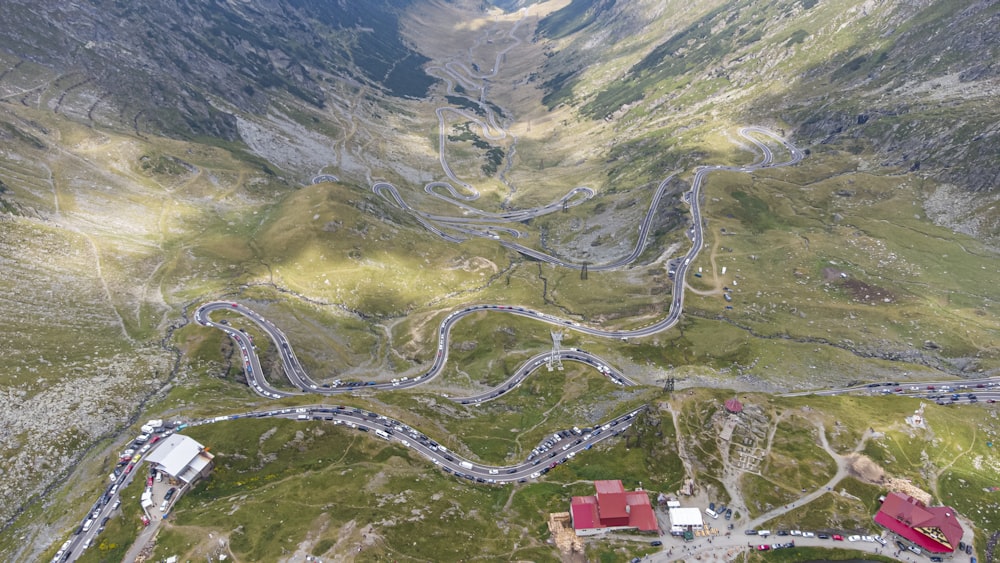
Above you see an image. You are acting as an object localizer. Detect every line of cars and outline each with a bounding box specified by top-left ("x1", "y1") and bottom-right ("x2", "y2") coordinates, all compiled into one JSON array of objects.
[
  {"x1": 745, "y1": 529, "x2": 887, "y2": 546},
  {"x1": 54, "y1": 421, "x2": 178, "y2": 562},
  {"x1": 214, "y1": 403, "x2": 643, "y2": 484},
  {"x1": 756, "y1": 541, "x2": 795, "y2": 551}
]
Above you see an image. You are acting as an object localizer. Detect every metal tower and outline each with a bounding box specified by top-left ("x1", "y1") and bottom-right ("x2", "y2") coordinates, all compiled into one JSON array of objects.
[{"x1": 547, "y1": 330, "x2": 564, "y2": 371}]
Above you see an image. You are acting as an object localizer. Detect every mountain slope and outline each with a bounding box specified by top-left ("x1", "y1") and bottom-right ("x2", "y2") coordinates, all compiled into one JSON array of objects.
[
  {"x1": 0, "y1": 0, "x2": 434, "y2": 139},
  {"x1": 536, "y1": 0, "x2": 1000, "y2": 240}
]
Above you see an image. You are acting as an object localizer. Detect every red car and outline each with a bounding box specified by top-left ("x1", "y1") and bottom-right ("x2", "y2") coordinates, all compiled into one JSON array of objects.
[
  {"x1": 927, "y1": 385, "x2": 935, "y2": 390},
  {"x1": 832, "y1": 534, "x2": 844, "y2": 541},
  {"x1": 150, "y1": 435, "x2": 161, "y2": 444},
  {"x1": 757, "y1": 545, "x2": 770, "y2": 551},
  {"x1": 146, "y1": 476, "x2": 154, "y2": 487}
]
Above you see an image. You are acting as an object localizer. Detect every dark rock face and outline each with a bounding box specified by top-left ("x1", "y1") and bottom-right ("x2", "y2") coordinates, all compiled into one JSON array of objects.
[{"x1": 0, "y1": 0, "x2": 434, "y2": 138}]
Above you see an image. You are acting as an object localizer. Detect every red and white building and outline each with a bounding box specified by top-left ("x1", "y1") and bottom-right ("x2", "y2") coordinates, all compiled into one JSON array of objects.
[
  {"x1": 570, "y1": 480, "x2": 659, "y2": 536},
  {"x1": 874, "y1": 492, "x2": 963, "y2": 553}
]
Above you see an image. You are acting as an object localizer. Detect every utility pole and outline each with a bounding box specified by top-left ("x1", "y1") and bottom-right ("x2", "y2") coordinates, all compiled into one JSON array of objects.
[
  {"x1": 663, "y1": 376, "x2": 675, "y2": 392},
  {"x1": 547, "y1": 330, "x2": 563, "y2": 371}
]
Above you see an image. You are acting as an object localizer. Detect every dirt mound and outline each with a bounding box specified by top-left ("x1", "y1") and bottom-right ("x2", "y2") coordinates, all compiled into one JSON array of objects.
[
  {"x1": 548, "y1": 512, "x2": 584, "y2": 557},
  {"x1": 845, "y1": 453, "x2": 885, "y2": 483},
  {"x1": 844, "y1": 453, "x2": 933, "y2": 504},
  {"x1": 841, "y1": 278, "x2": 895, "y2": 304},
  {"x1": 885, "y1": 478, "x2": 933, "y2": 505}
]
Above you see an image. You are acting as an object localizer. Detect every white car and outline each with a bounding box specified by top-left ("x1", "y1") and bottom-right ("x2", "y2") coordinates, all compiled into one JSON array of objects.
[
  {"x1": 789, "y1": 530, "x2": 802, "y2": 536},
  {"x1": 802, "y1": 532, "x2": 815, "y2": 538},
  {"x1": 847, "y1": 535, "x2": 861, "y2": 542}
]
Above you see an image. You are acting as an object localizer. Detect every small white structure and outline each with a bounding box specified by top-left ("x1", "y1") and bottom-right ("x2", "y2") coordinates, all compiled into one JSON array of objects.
[
  {"x1": 144, "y1": 434, "x2": 214, "y2": 485},
  {"x1": 668, "y1": 507, "x2": 704, "y2": 535}
]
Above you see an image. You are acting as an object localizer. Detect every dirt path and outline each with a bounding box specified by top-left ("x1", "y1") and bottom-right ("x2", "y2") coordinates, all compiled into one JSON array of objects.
[{"x1": 644, "y1": 421, "x2": 899, "y2": 563}]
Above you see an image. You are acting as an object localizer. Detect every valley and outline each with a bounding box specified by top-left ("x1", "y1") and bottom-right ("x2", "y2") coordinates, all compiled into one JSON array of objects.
[{"x1": 0, "y1": 0, "x2": 998, "y2": 561}]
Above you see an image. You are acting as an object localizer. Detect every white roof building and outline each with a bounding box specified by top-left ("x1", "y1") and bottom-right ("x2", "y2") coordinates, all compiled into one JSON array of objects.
[
  {"x1": 668, "y1": 507, "x2": 704, "y2": 534},
  {"x1": 144, "y1": 434, "x2": 214, "y2": 484}
]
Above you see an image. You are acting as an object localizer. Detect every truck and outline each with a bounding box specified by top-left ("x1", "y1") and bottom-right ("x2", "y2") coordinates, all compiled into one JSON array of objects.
[
  {"x1": 459, "y1": 461, "x2": 474, "y2": 470},
  {"x1": 141, "y1": 419, "x2": 163, "y2": 433}
]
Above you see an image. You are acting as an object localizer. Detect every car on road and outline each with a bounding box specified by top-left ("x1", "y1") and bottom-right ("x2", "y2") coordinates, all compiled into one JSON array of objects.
[
  {"x1": 832, "y1": 534, "x2": 844, "y2": 541},
  {"x1": 650, "y1": 540, "x2": 662, "y2": 547},
  {"x1": 847, "y1": 535, "x2": 861, "y2": 542},
  {"x1": 757, "y1": 545, "x2": 770, "y2": 551}
]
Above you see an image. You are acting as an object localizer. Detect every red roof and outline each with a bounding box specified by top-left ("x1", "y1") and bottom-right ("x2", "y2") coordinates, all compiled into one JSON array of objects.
[
  {"x1": 570, "y1": 496, "x2": 601, "y2": 530},
  {"x1": 874, "y1": 492, "x2": 962, "y2": 553},
  {"x1": 624, "y1": 491, "x2": 659, "y2": 531},
  {"x1": 724, "y1": 398, "x2": 743, "y2": 413},
  {"x1": 594, "y1": 480, "x2": 629, "y2": 520},
  {"x1": 570, "y1": 481, "x2": 659, "y2": 533}
]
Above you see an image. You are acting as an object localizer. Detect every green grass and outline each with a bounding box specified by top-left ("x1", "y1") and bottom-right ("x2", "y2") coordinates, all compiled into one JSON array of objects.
[
  {"x1": 763, "y1": 416, "x2": 837, "y2": 492},
  {"x1": 755, "y1": 480, "x2": 876, "y2": 533},
  {"x1": 375, "y1": 366, "x2": 656, "y2": 463},
  {"x1": 743, "y1": 545, "x2": 897, "y2": 562},
  {"x1": 135, "y1": 418, "x2": 643, "y2": 562}
]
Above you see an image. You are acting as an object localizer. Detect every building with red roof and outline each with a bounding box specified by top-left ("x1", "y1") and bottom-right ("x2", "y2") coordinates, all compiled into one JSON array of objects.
[
  {"x1": 874, "y1": 492, "x2": 963, "y2": 553},
  {"x1": 724, "y1": 398, "x2": 743, "y2": 414},
  {"x1": 570, "y1": 480, "x2": 659, "y2": 536}
]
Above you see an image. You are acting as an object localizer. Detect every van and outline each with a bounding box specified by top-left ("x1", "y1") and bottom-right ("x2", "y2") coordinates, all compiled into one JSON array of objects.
[
  {"x1": 82, "y1": 518, "x2": 94, "y2": 532},
  {"x1": 758, "y1": 530, "x2": 771, "y2": 537},
  {"x1": 705, "y1": 508, "x2": 719, "y2": 519}
]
